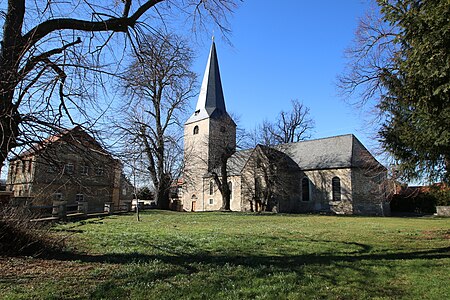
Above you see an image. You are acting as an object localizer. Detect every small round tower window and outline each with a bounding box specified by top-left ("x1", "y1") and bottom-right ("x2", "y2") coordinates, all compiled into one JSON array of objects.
[{"x1": 193, "y1": 126, "x2": 199, "y2": 135}]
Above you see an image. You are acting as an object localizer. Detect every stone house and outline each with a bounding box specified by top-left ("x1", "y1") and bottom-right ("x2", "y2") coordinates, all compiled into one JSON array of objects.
[
  {"x1": 6, "y1": 126, "x2": 134, "y2": 212},
  {"x1": 181, "y1": 41, "x2": 388, "y2": 215}
]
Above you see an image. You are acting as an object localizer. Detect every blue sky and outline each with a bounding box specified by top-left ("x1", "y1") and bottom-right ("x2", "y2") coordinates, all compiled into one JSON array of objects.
[
  {"x1": 189, "y1": 0, "x2": 379, "y2": 152},
  {"x1": 0, "y1": 1, "x2": 381, "y2": 178}
]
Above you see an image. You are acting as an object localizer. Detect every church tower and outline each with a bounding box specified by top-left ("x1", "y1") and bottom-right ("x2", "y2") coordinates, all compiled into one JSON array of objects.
[{"x1": 183, "y1": 41, "x2": 236, "y2": 211}]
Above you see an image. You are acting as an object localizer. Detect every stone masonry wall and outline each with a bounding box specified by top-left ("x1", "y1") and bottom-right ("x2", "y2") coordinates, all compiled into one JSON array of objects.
[
  {"x1": 303, "y1": 168, "x2": 353, "y2": 214},
  {"x1": 351, "y1": 168, "x2": 387, "y2": 216}
]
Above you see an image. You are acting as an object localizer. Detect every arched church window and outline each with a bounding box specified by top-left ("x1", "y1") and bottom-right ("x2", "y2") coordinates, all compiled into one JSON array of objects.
[
  {"x1": 193, "y1": 125, "x2": 199, "y2": 135},
  {"x1": 332, "y1": 177, "x2": 341, "y2": 201},
  {"x1": 228, "y1": 181, "x2": 232, "y2": 200},
  {"x1": 209, "y1": 181, "x2": 214, "y2": 195},
  {"x1": 302, "y1": 177, "x2": 310, "y2": 201},
  {"x1": 255, "y1": 177, "x2": 262, "y2": 198}
]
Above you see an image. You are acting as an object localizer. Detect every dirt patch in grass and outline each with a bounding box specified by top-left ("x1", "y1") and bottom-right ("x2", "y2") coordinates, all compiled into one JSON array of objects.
[{"x1": 421, "y1": 229, "x2": 450, "y2": 240}]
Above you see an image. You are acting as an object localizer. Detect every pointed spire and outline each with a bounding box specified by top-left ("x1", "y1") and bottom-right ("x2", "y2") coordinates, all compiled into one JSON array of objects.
[{"x1": 186, "y1": 41, "x2": 229, "y2": 124}]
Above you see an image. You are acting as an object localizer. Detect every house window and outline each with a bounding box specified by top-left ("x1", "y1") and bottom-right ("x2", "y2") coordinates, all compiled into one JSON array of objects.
[
  {"x1": 302, "y1": 177, "x2": 310, "y2": 201},
  {"x1": 53, "y1": 192, "x2": 63, "y2": 201},
  {"x1": 95, "y1": 166, "x2": 104, "y2": 176},
  {"x1": 64, "y1": 163, "x2": 74, "y2": 175},
  {"x1": 228, "y1": 181, "x2": 232, "y2": 200},
  {"x1": 75, "y1": 194, "x2": 84, "y2": 202},
  {"x1": 47, "y1": 166, "x2": 53, "y2": 173},
  {"x1": 209, "y1": 181, "x2": 214, "y2": 195},
  {"x1": 209, "y1": 198, "x2": 214, "y2": 205},
  {"x1": 80, "y1": 165, "x2": 89, "y2": 175},
  {"x1": 332, "y1": 177, "x2": 341, "y2": 201}
]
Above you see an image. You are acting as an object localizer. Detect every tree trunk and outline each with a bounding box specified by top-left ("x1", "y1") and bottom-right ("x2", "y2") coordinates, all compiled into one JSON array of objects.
[
  {"x1": 0, "y1": 0, "x2": 168, "y2": 168},
  {"x1": 0, "y1": 1, "x2": 24, "y2": 167},
  {"x1": 220, "y1": 156, "x2": 230, "y2": 211},
  {"x1": 0, "y1": 94, "x2": 20, "y2": 167},
  {"x1": 156, "y1": 173, "x2": 171, "y2": 210}
]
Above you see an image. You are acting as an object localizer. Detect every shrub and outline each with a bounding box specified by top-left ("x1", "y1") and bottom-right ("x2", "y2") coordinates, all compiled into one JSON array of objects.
[{"x1": 428, "y1": 185, "x2": 450, "y2": 206}]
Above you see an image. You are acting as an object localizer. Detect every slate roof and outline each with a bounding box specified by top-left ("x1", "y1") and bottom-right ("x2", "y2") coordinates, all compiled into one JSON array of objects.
[
  {"x1": 205, "y1": 148, "x2": 252, "y2": 178},
  {"x1": 275, "y1": 134, "x2": 384, "y2": 170},
  {"x1": 275, "y1": 134, "x2": 356, "y2": 170},
  {"x1": 220, "y1": 134, "x2": 383, "y2": 177},
  {"x1": 186, "y1": 41, "x2": 234, "y2": 125},
  {"x1": 226, "y1": 149, "x2": 253, "y2": 176}
]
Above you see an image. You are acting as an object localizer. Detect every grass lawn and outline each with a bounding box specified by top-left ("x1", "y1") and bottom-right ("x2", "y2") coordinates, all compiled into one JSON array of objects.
[{"x1": 1, "y1": 211, "x2": 449, "y2": 299}]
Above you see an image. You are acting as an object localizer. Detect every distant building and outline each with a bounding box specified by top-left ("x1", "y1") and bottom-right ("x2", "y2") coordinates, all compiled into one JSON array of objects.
[
  {"x1": 182, "y1": 41, "x2": 388, "y2": 215},
  {"x1": 6, "y1": 126, "x2": 133, "y2": 212}
]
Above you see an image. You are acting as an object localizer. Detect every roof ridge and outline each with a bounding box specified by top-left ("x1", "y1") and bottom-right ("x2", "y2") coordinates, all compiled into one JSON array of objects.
[{"x1": 276, "y1": 134, "x2": 355, "y2": 148}]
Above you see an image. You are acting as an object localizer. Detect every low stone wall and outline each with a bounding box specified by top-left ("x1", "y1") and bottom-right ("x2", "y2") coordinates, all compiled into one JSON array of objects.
[{"x1": 436, "y1": 206, "x2": 450, "y2": 217}]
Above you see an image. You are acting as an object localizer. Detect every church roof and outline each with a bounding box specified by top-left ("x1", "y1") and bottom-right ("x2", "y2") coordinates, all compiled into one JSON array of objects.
[
  {"x1": 222, "y1": 134, "x2": 384, "y2": 176},
  {"x1": 186, "y1": 41, "x2": 233, "y2": 125},
  {"x1": 274, "y1": 134, "x2": 383, "y2": 170},
  {"x1": 227, "y1": 149, "x2": 253, "y2": 176}
]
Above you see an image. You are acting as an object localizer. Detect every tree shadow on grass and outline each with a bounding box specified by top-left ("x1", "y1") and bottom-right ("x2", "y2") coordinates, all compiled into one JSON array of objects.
[
  {"x1": 53, "y1": 240, "x2": 450, "y2": 269},
  {"x1": 6, "y1": 237, "x2": 447, "y2": 299},
  {"x1": 56, "y1": 245, "x2": 449, "y2": 299}
]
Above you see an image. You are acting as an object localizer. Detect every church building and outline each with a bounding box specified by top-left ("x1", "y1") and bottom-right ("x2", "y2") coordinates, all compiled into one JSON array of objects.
[{"x1": 182, "y1": 42, "x2": 388, "y2": 215}]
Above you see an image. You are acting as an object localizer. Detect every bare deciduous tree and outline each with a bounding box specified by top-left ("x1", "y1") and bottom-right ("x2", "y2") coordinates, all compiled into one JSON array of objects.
[
  {"x1": 337, "y1": 6, "x2": 398, "y2": 106},
  {"x1": 116, "y1": 33, "x2": 196, "y2": 210},
  {"x1": 250, "y1": 99, "x2": 314, "y2": 147},
  {"x1": 243, "y1": 145, "x2": 298, "y2": 212},
  {"x1": 210, "y1": 146, "x2": 235, "y2": 211},
  {"x1": 0, "y1": 0, "x2": 237, "y2": 173},
  {"x1": 206, "y1": 116, "x2": 236, "y2": 211}
]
